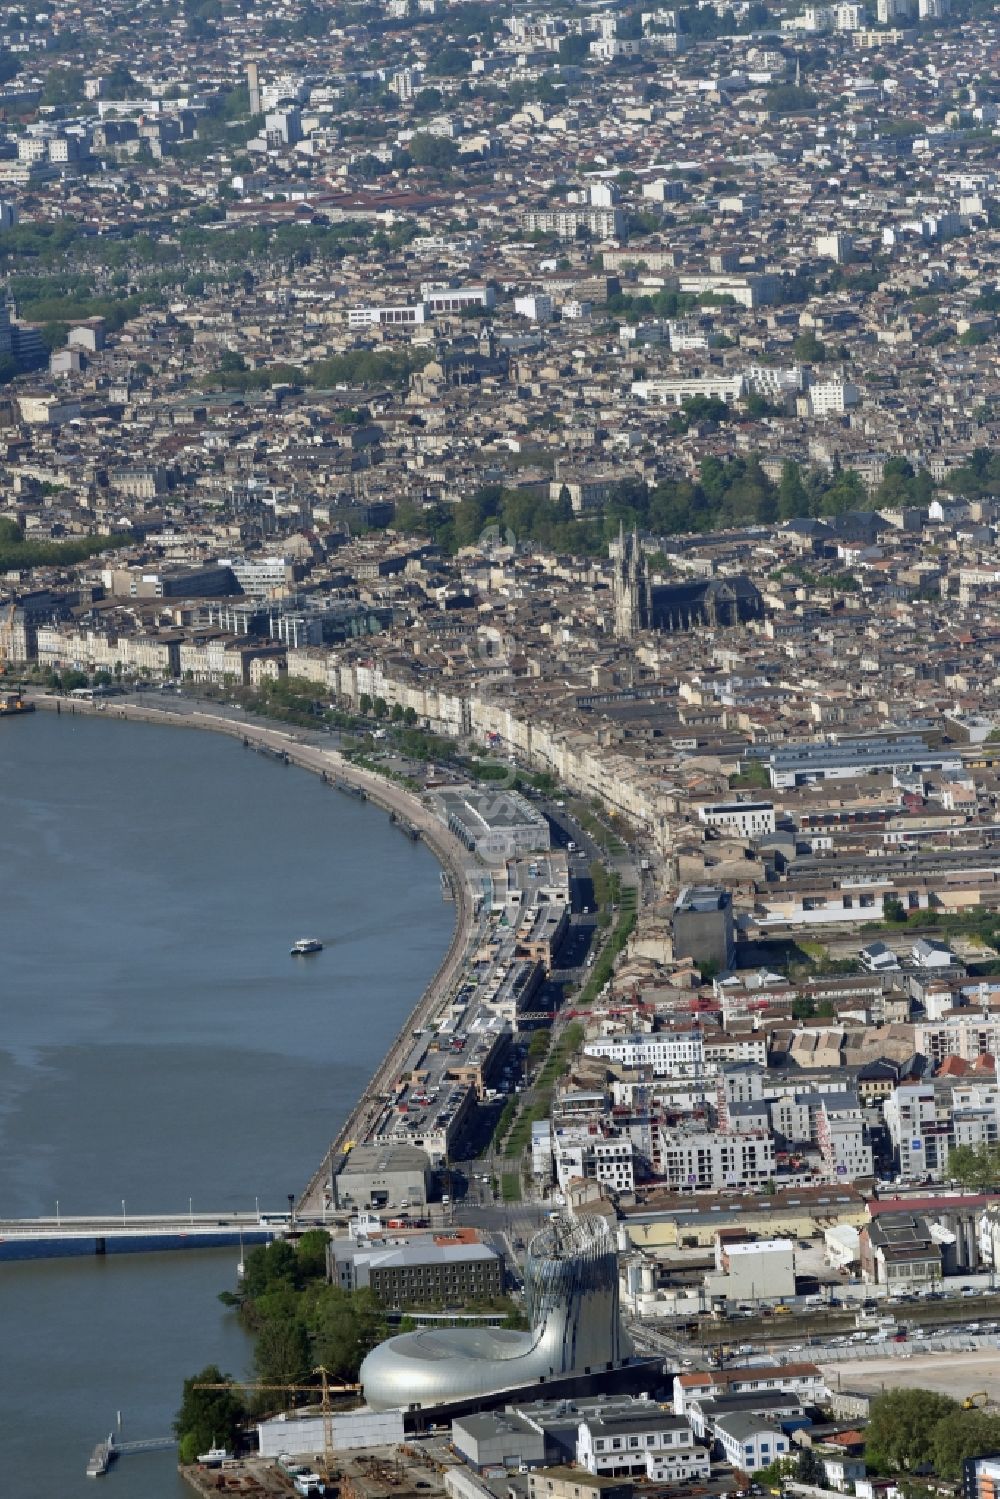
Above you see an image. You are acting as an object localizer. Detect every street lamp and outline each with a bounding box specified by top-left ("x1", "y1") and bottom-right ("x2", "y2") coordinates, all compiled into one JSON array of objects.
[
  {"x1": 189, "y1": 1197, "x2": 193, "y2": 1225},
  {"x1": 55, "y1": 1200, "x2": 60, "y2": 1228},
  {"x1": 122, "y1": 1199, "x2": 126, "y2": 1228}
]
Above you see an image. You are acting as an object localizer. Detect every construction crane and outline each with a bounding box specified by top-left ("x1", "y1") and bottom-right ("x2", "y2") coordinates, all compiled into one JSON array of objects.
[
  {"x1": 194, "y1": 1365, "x2": 361, "y2": 1474},
  {"x1": 963, "y1": 1392, "x2": 991, "y2": 1409}
]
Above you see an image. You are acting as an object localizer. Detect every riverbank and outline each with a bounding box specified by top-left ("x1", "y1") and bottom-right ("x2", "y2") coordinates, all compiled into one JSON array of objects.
[{"x1": 28, "y1": 693, "x2": 479, "y2": 1214}]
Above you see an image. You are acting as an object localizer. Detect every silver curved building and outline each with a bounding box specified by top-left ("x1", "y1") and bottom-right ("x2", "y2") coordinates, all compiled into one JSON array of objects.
[{"x1": 361, "y1": 1216, "x2": 630, "y2": 1412}]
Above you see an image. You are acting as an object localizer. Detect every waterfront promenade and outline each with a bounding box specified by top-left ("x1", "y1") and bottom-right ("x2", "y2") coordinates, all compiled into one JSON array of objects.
[{"x1": 30, "y1": 693, "x2": 480, "y2": 1216}]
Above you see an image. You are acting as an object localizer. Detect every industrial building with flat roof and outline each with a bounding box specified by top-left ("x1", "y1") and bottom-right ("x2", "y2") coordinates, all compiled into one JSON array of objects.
[{"x1": 331, "y1": 1143, "x2": 432, "y2": 1212}]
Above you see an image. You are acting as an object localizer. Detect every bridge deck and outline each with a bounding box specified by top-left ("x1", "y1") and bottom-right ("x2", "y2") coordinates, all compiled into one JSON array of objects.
[{"x1": 0, "y1": 1212, "x2": 281, "y2": 1261}]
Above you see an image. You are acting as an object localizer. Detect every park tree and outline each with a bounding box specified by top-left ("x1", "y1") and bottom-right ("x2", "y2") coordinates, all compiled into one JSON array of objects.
[
  {"x1": 174, "y1": 1365, "x2": 245, "y2": 1464},
  {"x1": 865, "y1": 1388, "x2": 959, "y2": 1471},
  {"x1": 948, "y1": 1143, "x2": 1000, "y2": 1191}
]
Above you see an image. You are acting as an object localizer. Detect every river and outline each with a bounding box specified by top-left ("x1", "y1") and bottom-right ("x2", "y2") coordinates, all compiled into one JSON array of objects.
[{"x1": 0, "y1": 710, "x2": 454, "y2": 1497}]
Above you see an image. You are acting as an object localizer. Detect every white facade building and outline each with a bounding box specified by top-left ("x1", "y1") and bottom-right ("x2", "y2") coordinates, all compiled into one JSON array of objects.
[
  {"x1": 713, "y1": 1416, "x2": 790, "y2": 1473},
  {"x1": 656, "y1": 1126, "x2": 776, "y2": 1191},
  {"x1": 577, "y1": 1412, "x2": 707, "y2": 1483},
  {"x1": 809, "y1": 377, "x2": 861, "y2": 415},
  {"x1": 884, "y1": 1083, "x2": 946, "y2": 1179},
  {"x1": 696, "y1": 800, "x2": 776, "y2": 838},
  {"x1": 584, "y1": 1028, "x2": 706, "y2": 1078},
  {"x1": 553, "y1": 1127, "x2": 635, "y2": 1194}
]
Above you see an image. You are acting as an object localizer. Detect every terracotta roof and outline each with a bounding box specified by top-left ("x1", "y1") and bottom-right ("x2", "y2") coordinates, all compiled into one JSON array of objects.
[{"x1": 678, "y1": 1363, "x2": 821, "y2": 1388}]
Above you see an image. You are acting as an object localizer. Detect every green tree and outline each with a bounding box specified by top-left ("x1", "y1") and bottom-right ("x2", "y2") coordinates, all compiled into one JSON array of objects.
[
  {"x1": 241, "y1": 1238, "x2": 299, "y2": 1299},
  {"x1": 409, "y1": 132, "x2": 459, "y2": 169},
  {"x1": 883, "y1": 897, "x2": 908, "y2": 924},
  {"x1": 41, "y1": 66, "x2": 85, "y2": 107},
  {"x1": 295, "y1": 1229, "x2": 331, "y2": 1282},
  {"x1": 424, "y1": 47, "x2": 471, "y2": 78},
  {"x1": 765, "y1": 83, "x2": 818, "y2": 112},
  {"x1": 778, "y1": 460, "x2": 809, "y2": 520},
  {"x1": 754, "y1": 1457, "x2": 797, "y2": 1488},
  {"x1": 359, "y1": 693, "x2": 372, "y2": 716},
  {"x1": 560, "y1": 33, "x2": 591, "y2": 62},
  {"x1": 932, "y1": 1410, "x2": 1000, "y2": 1479},
  {"x1": 254, "y1": 1314, "x2": 310, "y2": 1390},
  {"x1": 174, "y1": 1365, "x2": 245, "y2": 1464},
  {"x1": 865, "y1": 1389, "x2": 959, "y2": 1472},
  {"x1": 793, "y1": 328, "x2": 827, "y2": 362},
  {"x1": 948, "y1": 1143, "x2": 1000, "y2": 1191},
  {"x1": 797, "y1": 1448, "x2": 826, "y2": 1485},
  {"x1": 308, "y1": 1286, "x2": 387, "y2": 1381},
  {"x1": 105, "y1": 62, "x2": 139, "y2": 96}
]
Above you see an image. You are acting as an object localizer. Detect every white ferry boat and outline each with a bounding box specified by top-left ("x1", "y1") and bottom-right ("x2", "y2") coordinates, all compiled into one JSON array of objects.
[{"x1": 290, "y1": 937, "x2": 323, "y2": 955}]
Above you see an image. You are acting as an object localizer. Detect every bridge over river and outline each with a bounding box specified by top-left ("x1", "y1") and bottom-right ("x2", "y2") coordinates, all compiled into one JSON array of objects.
[{"x1": 0, "y1": 1210, "x2": 285, "y2": 1262}]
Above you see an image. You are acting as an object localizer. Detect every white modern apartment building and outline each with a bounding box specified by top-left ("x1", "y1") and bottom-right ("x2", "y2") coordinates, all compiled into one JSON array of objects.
[
  {"x1": 817, "y1": 1095, "x2": 873, "y2": 1181},
  {"x1": 656, "y1": 1126, "x2": 776, "y2": 1191},
  {"x1": 696, "y1": 800, "x2": 776, "y2": 838},
  {"x1": 915, "y1": 1013, "x2": 1000, "y2": 1065},
  {"x1": 809, "y1": 377, "x2": 861, "y2": 415},
  {"x1": 520, "y1": 206, "x2": 625, "y2": 240},
  {"x1": 552, "y1": 1126, "x2": 636, "y2": 1194},
  {"x1": 884, "y1": 1083, "x2": 947, "y2": 1179},
  {"x1": 584, "y1": 1028, "x2": 706, "y2": 1078}
]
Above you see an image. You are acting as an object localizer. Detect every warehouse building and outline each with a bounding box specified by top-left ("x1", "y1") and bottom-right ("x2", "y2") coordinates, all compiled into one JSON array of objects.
[{"x1": 331, "y1": 1142, "x2": 432, "y2": 1212}]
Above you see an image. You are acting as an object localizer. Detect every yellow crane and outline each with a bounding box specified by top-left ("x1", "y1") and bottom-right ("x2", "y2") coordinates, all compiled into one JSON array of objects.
[
  {"x1": 193, "y1": 1365, "x2": 361, "y2": 1474},
  {"x1": 963, "y1": 1392, "x2": 991, "y2": 1409}
]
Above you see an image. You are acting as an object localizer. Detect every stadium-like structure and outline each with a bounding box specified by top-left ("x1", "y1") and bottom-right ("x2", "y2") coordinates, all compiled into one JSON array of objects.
[{"x1": 361, "y1": 1215, "x2": 630, "y2": 1411}]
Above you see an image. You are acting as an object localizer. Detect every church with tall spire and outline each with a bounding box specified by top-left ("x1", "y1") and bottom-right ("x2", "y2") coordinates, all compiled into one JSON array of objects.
[
  {"x1": 609, "y1": 527, "x2": 765, "y2": 640},
  {"x1": 611, "y1": 525, "x2": 651, "y2": 638}
]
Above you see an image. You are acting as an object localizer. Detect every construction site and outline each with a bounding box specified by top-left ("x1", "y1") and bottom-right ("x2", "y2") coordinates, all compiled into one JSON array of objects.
[{"x1": 180, "y1": 1443, "x2": 458, "y2": 1499}]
